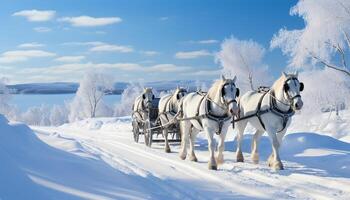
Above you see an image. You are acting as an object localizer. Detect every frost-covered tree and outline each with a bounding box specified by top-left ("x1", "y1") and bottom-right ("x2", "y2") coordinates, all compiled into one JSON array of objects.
[
  {"x1": 50, "y1": 105, "x2": 68, "y2": 126},
  {"x1": 69, "y1": 72, "x2": 114, "y2": 122},
  {"x1": 0, "y1": 77, "x2": 19, "y2": 120},
  {"x1": 21, "y1": 104, "x2": 51, "y2": 126},
  {"x1": 216, "y1": 36, "x2": 272, "y2": 91},
  {"x1": 271, "y1": 0, "x2": 350, "y2": 76},
  {"x1": 271, "y1": 0, "x2": 350, "y2": 118},
  {"x1": 114, "y1": 83, "x2": 143, "y2": 117}
]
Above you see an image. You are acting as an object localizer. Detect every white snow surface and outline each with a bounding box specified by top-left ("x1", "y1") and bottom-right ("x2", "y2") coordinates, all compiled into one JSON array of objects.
[{"x1": 1, "y1": 114, "x2": 350, "y2": 200}]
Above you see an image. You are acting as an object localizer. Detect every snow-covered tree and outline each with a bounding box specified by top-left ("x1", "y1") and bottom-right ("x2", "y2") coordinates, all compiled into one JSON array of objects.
[
  {"x1": 114, "y1": 83, "x2": 143, "y2": 117},
  {"x1": 21, "y1": 104, "x2": 51, "y2": 126},
  {"x1": 50, "y1": 105, "x2": 68, "y2": 126},
  {"x1": 216, "y1": 36, "x2": 272, "y2": 91},
  {"x1": 69, "y1": 72, "x2": 114, "y2": 122},
  {"x1": 271, "y1": 0, "x2": 350, "y2": 76}
]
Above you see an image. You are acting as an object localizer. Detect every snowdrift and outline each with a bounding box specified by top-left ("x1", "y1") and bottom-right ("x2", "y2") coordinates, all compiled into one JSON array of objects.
[{"x1": 0, "y1": 115, "x2": 173, "y2": 200}]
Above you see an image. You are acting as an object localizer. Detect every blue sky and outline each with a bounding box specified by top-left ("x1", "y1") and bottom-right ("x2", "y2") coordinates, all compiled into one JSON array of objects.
[{"x1": 0, "y1": 0, "x2": 303, "y2": 84}]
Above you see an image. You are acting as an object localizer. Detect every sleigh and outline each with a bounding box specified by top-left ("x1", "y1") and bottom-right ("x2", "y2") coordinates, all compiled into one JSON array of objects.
[{"x1": 132, "y1": 97, "x2": 181, "y2": 147}]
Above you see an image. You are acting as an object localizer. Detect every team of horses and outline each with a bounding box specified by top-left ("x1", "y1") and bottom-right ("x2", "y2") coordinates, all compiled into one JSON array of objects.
[{"x1": 133, "y1": 72, "x2": 304, "y2": 170}]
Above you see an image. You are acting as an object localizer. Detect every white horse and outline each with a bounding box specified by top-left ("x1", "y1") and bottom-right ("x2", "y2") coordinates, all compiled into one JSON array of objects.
[
  {"x1": 179, "y1": 75, "x2": 240, "y2": 170},
  {"x1": 132, "y1": 88, "x2": 155, "y2": 146},
  {"x1": 235, "y1": 72, "x2": 304, "y2": 170},
  {"x1": 158, "y1": 87, "x2": 188, "y2": 153}
]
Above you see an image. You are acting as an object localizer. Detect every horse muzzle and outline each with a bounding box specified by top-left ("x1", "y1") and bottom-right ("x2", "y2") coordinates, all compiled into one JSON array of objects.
[{"x1": 293, "y1": 98, "x2": 303, "y2": 110}]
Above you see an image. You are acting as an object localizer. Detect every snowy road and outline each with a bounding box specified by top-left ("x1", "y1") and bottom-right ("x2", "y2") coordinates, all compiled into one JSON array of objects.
[{"x1": 30, "y1": 117, "x2": 350, "y2": 200}]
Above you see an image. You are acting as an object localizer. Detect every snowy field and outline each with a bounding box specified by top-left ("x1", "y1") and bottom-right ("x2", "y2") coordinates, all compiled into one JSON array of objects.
[{"x1": 1, "y1": 113, "x2": 349, "y2": 200}]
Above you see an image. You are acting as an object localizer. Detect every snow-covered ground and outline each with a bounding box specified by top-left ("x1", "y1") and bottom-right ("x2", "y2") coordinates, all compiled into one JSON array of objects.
[{"x1": 1, "y1": 114, "x2": 350, "y2": 200}]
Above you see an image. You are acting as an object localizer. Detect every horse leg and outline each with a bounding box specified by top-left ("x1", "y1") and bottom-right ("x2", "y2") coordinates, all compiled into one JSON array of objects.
[
  {"x1": 179, "y1": 121, "x2": 190, "y2": 160},
  {"x1": 266, "y1": 129, "x2": 283, "y2": 170},
  {"x1": 204, "y1": 126, "x2": 217, "y2": 170},
  {"x1": 163, "y1": 128, "x2": 171, "y2": 153},
  {"x1": 189, "y1": 127, "x2": 199, "y2": 162},
  {"x1": 235, "y1": 121, "x2": 247, "y2": 162},
  {"x1": 251, "y1": 129, "x2": 264, "y2": 164},
  {"x1": 216, "y1": 128, "x2": 228, "y2": 165}
]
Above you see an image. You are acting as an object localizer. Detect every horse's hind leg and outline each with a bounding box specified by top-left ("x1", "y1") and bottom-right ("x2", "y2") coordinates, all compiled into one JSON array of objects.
[
  {"x1": 251, "y1": 129, "x2": 264, "y2": 164},
  {"x1": 163, "y1": 127, "x2": 171, "y2": 153},
  {"x1": 236, "y1": 120, "x2": 247, "y2": 162},
  {"x1": 189, "y1": 127, "x2": 199, "y2": 162},
  {"x1": 179, "y1": 121, "x2": 190, "y2": 160}
]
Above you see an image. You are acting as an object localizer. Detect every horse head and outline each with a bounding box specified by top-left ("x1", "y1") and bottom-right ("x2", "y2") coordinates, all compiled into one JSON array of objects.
[
  {"x1": 281, "y1": 72, "x2": 304, "y2": 110},
  {"x1": 174, "y1": 86, "x2": 188, "y2": 101},
  {"x1": 142, "y1": 87, "x2": 155, "y2": 110},
  {"x1": 208, "y1": 75, "x2": 240, "y2": 115}
]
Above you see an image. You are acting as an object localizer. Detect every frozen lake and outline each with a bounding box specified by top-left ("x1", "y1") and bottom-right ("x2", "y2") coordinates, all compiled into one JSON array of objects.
[{"x1": 12, "y1": 94, "x2": 122, "y2": 111}]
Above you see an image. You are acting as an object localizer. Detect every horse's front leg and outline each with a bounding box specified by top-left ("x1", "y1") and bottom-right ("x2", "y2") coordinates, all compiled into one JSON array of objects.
[
  {"x1": 204, "y1": 125, "x2": 217, "y2": 170},
  {"x1": 216, "y1": 124, "x2": 228, "y2": 165},
  {"x1": 266, "y1": 129, "x2": 283, "y2": 170},
  {"x1": 235, "y1": 120, "x2": 247, "y2": 162}
]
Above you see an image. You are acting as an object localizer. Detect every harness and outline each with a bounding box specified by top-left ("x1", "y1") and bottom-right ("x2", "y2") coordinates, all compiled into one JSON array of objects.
[
  {"x1": 234, "y1": 88, "x2": 295, "y2": 133},
  {"x1": 186, "y1": 92, "x2": 232, "y2": 135}
]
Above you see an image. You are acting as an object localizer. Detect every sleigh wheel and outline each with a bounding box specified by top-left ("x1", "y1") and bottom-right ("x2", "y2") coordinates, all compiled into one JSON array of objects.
[{"x1": 132, "y1": 120, "x2": 140, "y2": 143}]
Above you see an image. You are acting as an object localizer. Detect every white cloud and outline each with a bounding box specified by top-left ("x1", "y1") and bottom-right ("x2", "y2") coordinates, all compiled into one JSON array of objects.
[
  {"x1": 159, "y1": 17, "x2": 169, "y2": 21},
  {"x1": 55, "y1": 56, "x2": 85, "y2": 63},
  {"x1": 61, "y1": 41, "x2": 105, "y2": 46},
  {"x1": 140, "y1": 51, "x2": 160, "y2": 56},
  {"x1": 185, "y1": 39, "x2": 219, "y2": 45},
  {"x1": 175, "y1": 50, "x2": 212, "y2": 59},
  {"x1": 18, "y1": 42, "x2": 45, "y2": 48},
  {"x1": 0, "y1": 50, "x2": 56, "y2": 63},
  {"x1": 33, "y1": 27, "x2": 52, "y2": 32},
  {"x1": 198, "y1": 40, "x2": 219, "y2": 44},
  {"x1": 13, "y1": 10, "x2": 56, "y2": 22},
  {"x1": 59, "y1": 16, "x2": 122, "y2": 27},
  {"x1": 89, "y1": 44, "x2": 133, "y2": 53}
]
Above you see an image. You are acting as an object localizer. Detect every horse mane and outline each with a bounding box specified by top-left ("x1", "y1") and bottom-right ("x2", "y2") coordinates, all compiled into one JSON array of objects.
[
  {"x1": 207, "y1": 79, "x2": 224, "y2": 104},
  {"x1": 143, "y1": 87, "x2": 153, "y2": 94},
  {"x1": 271, "y1": 73, "x2": 297, "y2": 92}
]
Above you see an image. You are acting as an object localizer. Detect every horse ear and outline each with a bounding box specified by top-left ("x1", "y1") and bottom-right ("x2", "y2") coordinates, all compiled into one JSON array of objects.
[
  {"x1": 221, "y1": 75, "x2": 225, "y2": 81},
  {"x1": 295, "y1": 71, "x2": 299, "y2": 77},
  {"x1": 282, "y1": 72, "x2": 288, "y2": 78},
  {"x1": 300, "y1": 82, "x2": 304, "y2": 91},
  {"x1": 233, "y1": 75, "x2": 237, "y2": 83}
]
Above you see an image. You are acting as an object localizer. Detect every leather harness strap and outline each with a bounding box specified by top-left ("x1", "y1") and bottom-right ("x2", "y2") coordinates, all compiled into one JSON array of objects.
[{"x1": 234, "y1": 90, "x2": 295, "y2": 133}]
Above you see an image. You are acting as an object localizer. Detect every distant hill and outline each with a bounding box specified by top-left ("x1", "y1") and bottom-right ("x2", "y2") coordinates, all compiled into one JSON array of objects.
[{"x1": 7, "y1": 80, "x2": 211, "y2": 94}]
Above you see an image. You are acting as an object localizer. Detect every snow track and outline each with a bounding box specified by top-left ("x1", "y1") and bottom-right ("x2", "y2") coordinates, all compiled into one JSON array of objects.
[{"x1": 31, "y1": 118, "x2": 350, "y2": 200}]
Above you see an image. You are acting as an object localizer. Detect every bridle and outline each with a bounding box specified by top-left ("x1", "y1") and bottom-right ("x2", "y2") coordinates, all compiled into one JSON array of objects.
[
  {"x1": 221, "y1": 82, "x2": 240, "y2": 108},
  {"x1": 282, "y1": 77, "x2": 304, "y2": 106}
]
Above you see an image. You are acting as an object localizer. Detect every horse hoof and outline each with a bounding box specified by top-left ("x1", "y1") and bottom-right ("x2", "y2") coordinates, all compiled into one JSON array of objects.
[
  {"x1": 252, "y1": 159, "x2": 259, "y2": 164},
  {"x1": 236, "y1": 157, "x2": 244, "y2": 162},
  {"x1": 271, "y1": 162, "x2": 284, "y2": 170},
  {"x1": 190, "y1": 156, "x2": 198, "y2": 162},
  {"x1": 165, "y1": 148, "x2": 171, "y2": 153},
  {"x1": 208, "y1": 165, "x2": 217, "y2": 170},
  {"x1": 251, "y1": 154, "x2": 259, "y2": 164},
  {"x1": 179, "y1": 154, "x2": 186, "y2": 160},
  {"x1": 216, "y1": 156, "x2": 224, "y2": 165}
]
